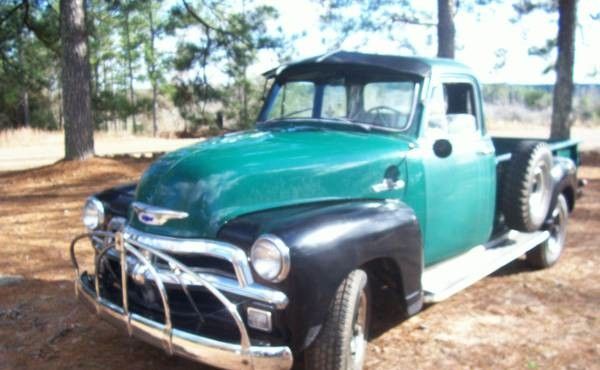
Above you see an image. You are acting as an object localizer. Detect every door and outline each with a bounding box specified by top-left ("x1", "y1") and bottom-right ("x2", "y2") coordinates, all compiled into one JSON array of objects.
[{"x1": 419, "y1": 76, "x2": 496, "y2": 265}]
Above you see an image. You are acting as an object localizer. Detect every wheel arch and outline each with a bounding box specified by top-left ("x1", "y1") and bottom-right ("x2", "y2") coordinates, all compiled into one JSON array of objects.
[
  {"x1": 561, "y1": 185, "x2": 575, "y2": 212},
  {"x1": 550, "y1": 156, "x2": 578, "y2": 215},
  {"x1": 360, "y1": 257, "x2": 408, "y2": 314},
  {"x1": 359, "y1": 256, "x2": 421, "y2": 341}
]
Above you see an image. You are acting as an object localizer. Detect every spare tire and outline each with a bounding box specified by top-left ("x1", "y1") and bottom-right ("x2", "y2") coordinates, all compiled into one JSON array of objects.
[{"x1": 502, "y1": 142, "x2": 553, "y2": 232}]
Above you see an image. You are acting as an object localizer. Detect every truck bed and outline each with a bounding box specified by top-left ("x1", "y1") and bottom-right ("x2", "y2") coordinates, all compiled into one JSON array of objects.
[
  {"x1": 492, "y1": 137, "x2": 580, "y2": 165},
  {"x1": 490, "y1": 136, "x2": 581, "y2": 238}
]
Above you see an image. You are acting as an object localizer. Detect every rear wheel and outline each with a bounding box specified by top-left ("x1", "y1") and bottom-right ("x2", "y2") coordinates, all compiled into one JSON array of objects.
[
  {"x1": 526, "y1": 193, "x2": 569, "y2": 269},
  {"x1": 304, "y1": 269, "x2": 369, "y2": 370}
]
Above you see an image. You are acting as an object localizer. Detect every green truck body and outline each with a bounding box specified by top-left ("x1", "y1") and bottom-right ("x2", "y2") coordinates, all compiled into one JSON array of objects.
[{"x1": 71, "y1": 52, "x2": 581, "y2": 370}]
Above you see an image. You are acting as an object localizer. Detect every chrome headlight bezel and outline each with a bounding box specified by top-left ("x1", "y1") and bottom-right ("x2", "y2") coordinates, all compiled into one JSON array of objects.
[
  {"x1": 82, "y1": 196, "x2": 105, "y2": 230},
  {"x1": 250, "y1": 234, "x2": 290, "y2": 283}
]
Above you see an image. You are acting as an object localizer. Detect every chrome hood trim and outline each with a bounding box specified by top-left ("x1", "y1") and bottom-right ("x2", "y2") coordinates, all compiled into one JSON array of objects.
[{"x1": 132, "y1": 201, "x2": 189, "y2": 226}]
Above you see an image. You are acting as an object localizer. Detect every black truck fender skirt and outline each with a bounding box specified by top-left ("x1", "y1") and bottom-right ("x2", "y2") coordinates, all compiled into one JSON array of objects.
[
  {"x1": 217, "y1": 199, "x2": 423, "y2": 352},
  {"x1": 549, "y1": 156, "x2": 578, "y2": 213},
  {"x1": 94, "y1": 182, "x2": 137, "y2": 217}
]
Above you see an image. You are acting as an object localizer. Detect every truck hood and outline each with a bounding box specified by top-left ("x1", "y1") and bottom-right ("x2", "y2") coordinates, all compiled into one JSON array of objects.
[{"x1": 131, "y1": 127, "x2": 413, "y2": 238}]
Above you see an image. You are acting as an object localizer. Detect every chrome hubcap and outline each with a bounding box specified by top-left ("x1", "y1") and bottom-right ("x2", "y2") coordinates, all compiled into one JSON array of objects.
[
  {"x1": 349, "y1": 290, "x2": 367, "y2": 370},
  {"x1": 545, "y1": 198, "x2": 567, "y2": 262}
]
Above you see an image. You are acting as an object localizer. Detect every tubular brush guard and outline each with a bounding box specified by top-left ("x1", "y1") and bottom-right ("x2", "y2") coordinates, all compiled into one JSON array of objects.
[{"x1": 69, "y1": 231, "x2": 293, "y2": 370}]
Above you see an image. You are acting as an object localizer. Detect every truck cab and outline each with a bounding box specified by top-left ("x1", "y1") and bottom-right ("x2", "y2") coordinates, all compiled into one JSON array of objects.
[
  {"x1": 70, "y1": 52, "x2": 581, "y2": 370},
  {"x1": 408, "y1": 64, "x2": 497, "y2": 264}
]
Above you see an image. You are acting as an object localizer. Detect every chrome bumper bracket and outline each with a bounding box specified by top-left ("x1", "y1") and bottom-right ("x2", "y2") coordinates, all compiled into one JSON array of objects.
[{"x1": 70, "y1": 231, "x2": 293, "y2": 370}]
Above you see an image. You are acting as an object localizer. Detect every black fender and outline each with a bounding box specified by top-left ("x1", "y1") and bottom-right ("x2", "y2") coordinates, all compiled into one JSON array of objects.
[
  {"x1": 93, "y1": 183, "x2": 137, "y2": 218},
  {"x1": 549, "y1": 156, "x2": 577, "y2": 213},
  {"x1": 217, "y1": 199, "x2": 423, "y2": 352}
]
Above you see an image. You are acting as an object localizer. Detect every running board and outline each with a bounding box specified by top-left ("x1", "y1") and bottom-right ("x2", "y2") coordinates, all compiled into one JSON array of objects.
[{"x1": 422, "y1": 230, "x2": 550, "y2": 303}]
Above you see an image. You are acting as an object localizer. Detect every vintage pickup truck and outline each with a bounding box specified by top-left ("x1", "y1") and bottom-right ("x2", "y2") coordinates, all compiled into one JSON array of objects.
[{"x1": 70, "y1": 52, "x2": 582, "y2": 370}]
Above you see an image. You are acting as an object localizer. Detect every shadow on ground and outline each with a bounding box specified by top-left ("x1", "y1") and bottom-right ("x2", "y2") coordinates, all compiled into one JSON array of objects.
[
  {"x1": 0, "y1": 279, "x2": 217, "y2": 370},
  {"x1": 1, "y1": 155, "x2": 599, "y2": 370}
]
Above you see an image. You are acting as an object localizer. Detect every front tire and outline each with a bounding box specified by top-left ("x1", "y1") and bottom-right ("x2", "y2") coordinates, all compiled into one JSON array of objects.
[
  {"x1": 526, "y1": 193, "x2": 569, "y2": 269},
  {"x1": 304, "y1": 269, "x2": 370, "y2": 370}
]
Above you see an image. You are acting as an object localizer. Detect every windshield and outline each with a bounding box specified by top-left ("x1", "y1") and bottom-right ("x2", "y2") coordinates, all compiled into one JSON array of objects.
[{"x1": 260, "y1": 76, "x2": 420, "y2": 131}]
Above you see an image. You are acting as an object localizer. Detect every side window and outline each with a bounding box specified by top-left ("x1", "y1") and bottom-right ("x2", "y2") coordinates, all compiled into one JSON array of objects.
[
  {"x1": 426, "y1": 81, "x2": 478, "y2": 136},
  {"x1": 444, "y1": 82, "x2": 478, "y2": 135},
  {"x1": 427, "y1": 83, "x2": 448, "y2": 134},
  {"x1": 267, "y1": 81, "x2": 315, "y2": 120},
  {"x1": 322, "y1": 84, "x2": 347, "y2": 118}
]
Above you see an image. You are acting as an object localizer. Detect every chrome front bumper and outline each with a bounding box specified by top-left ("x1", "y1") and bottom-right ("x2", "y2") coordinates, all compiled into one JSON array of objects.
[{"x1": 70, "y1": 231, "x2": 293, "y2": 370}]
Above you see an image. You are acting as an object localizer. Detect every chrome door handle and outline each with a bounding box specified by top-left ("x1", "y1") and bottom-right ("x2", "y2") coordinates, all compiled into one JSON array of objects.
[
  {"x1": 476, "y1": 147, "x2": 494, "y2": 155},
  {"x1": 371, "y1": 179, "x2": 405, "y2": 193}
]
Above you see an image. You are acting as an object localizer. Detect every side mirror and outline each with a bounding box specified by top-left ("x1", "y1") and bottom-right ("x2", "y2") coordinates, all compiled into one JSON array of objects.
[{"x1": 433, "y1": 139, "x2": 452, "y2": 158}]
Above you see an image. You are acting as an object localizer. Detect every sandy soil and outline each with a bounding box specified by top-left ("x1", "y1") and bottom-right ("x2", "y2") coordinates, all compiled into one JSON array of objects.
[
  {"x1": 0, "y1": 155, "x2": 598, "y2": 370},
  {"x1": 487, "y1": 123, "x2": 600, "y2": 152},
  {"x1": 0, "y1": 131, "x2": 201, "y2": 172},
  {"x1": 1, "y1": 124, "x2": 599, "y2": 172}
]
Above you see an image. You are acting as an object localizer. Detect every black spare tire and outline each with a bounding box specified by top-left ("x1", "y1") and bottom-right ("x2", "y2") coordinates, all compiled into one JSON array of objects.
[{"x1": 502, "y1": 142, "x2": 553, "y2": 232}]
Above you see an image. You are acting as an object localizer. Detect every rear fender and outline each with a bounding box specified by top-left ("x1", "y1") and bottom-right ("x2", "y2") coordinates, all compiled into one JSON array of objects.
[{"x1": 550, "y1": 157, "x2": 577, "y2": 212}]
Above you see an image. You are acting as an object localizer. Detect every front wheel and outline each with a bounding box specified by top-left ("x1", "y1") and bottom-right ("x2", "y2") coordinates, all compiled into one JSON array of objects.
[
  {"x1": 526, "y1": 193, "x2": 569, "y2": 269},
  {"x1": 304, "y1": 269, "x2": 370, "y2": 370}
]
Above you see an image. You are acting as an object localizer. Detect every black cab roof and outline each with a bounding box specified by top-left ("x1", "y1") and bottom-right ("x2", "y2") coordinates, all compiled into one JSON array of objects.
[{"x1": 264, "y1": 51, "x2": 474, "y2": 79}]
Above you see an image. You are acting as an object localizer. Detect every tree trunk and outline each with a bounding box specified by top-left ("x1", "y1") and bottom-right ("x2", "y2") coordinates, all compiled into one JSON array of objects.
[
  {"x1": 22, "y1": 91, "x2": 30, "y2": 127},
  {"x1": 437, "y1": 0, "x2": 455, "y2": 59},
  {"x1": 152, "y1": 83, "x2": 158, "y2": 135},
  {"x1": 124, "y1": 8, "x2": 137, "y2": 133},
  {"x1": 148, "y1": 3, "x2": 158, "y2": 137},
  {"x1": 550, "y1": 0, "x2": 577, "y2": 140},
  {"x1": 60, "y1": 0, "x2": 94, "y2": 160},
  {"x1": 16, "y1": 27, "x2": 30, "y2": 128},
  {"x1": 241, "y1": 71, "x2": 248, "y2": 127},
  {"x1": 58, "y1": 89, "x2": 63, "y2": 130},
  {"x1": 200, "y1": 29, "x2": 211, "y2": 116}
]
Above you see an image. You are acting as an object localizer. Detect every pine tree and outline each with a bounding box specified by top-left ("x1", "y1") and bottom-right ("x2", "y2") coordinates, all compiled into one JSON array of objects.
[
  {"x1": 550, "y1": 0, "x2": 577, "y2": 139},
  {"x1": 514, "y1": 0, "x2": 579, "y2": 140},
  {"x1": 168, "y1": 0, "x2": 281, "y2": 129},
  {"x1": 60, "y1": 0, "x2": 94, "y2": 160},
  {"x1": 320, "y1": 0, "x2": 461, "y2": 58}
]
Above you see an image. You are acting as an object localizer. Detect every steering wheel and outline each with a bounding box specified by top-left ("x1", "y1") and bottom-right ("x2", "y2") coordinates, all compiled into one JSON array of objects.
[
  {"x1": 365, "y1": 106, "x2": 401, "y2": 127},
  {"x1": 366, "y1": 105, "x2": 401, "y2": 115}
]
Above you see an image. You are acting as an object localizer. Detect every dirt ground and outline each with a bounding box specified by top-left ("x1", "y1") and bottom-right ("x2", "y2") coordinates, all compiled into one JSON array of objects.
[
  {"x1": 1, "y1": 123, "x2": 600, "y2": 172},
  {"x1": 0, "y1": 130, "x2": 201, "y2": 172},
  {"x1": 0, "y1": 153, "x2": 599, "y2": 370}
]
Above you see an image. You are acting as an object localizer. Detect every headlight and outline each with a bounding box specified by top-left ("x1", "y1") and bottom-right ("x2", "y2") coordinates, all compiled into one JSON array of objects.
[
  {"x1": 82, "y1": 197, "x2": 105, "y2": 230},
  {"x1": 250, "y1": 235, "x2": 290, "y2": 282}
]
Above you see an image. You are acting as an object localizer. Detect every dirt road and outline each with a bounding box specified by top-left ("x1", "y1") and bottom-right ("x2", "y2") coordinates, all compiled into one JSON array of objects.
[{"x1": 0, "y1": 155, "x2": 598, "y2": 370}]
